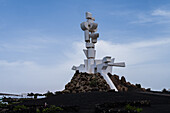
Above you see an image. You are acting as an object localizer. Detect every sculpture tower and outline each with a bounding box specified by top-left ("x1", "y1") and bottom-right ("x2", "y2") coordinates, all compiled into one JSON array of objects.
[{"x1": 72, "y1": 12, "x2": 125, "y2": 91}]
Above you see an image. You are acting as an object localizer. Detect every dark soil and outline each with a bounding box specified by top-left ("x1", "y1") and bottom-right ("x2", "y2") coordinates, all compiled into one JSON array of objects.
[{"x1": 20, "y1": 91, "x2": 170, "y2": 113}]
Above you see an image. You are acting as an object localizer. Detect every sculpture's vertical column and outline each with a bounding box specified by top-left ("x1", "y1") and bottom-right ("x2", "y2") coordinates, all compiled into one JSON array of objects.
[{"x1": 81, "y1": 12, "x2": 99, "y2": 73}]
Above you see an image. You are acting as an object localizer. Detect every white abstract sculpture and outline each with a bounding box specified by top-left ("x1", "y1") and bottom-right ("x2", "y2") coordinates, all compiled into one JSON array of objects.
[{"x1": 72, "y1": 12, "x2": 125, "y2": 91}]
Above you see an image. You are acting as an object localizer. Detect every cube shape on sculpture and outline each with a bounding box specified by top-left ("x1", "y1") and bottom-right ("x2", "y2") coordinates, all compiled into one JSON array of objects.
[
  {"x1": 86, "y1": 12, "x2": 92, "y2": 19},
  {"x1": 102, "y1": 56, "x2": 111, "y2": 63},
  {"x1": 86, "y1": 43, "x2": 94, "y2": 48},
  {"x1": 87, "y1": 48, "x2": 96, "y2": 58}
]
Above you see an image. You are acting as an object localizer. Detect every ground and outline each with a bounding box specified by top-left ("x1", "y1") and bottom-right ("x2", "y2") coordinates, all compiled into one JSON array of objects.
[{"x1": 21, "y1": 91, "x2": 170, "y2": 113}]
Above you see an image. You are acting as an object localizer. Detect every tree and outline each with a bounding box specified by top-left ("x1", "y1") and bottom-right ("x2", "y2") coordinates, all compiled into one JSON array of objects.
[
  {"x1": 44, "y1": 91, "x2": 54, "y2": 97},
  {"x1": 162, "y1": 88, "x2": 168, "y2": 93},
  {"x1": 27, "y1": 92, "x2": 34, "y2": 97}
]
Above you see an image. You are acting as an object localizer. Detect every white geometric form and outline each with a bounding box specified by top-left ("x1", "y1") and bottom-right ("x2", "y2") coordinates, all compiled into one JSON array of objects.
[{"x1": 72, "y1": 12, "x2": 125, "y2": 91}]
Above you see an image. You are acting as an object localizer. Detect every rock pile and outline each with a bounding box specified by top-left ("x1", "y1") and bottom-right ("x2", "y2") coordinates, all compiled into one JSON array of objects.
[
  {"x1": 108, "y1": 73, "x2": 146, "y2": 92},
  {"x1": 62, "y1": 71, "x2": 111, "y2": 93}
]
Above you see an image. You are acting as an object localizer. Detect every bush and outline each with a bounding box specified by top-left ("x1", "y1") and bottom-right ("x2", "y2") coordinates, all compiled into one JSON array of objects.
[
  {"x1": 136, "y1": 107, "x2": 143, "y2": 112},
  {"x1": 162, "y1": 88, "x2": 168, "y2": 93},
  {"x1": 125, "y1": 104, "x2": 142, "y2": 113},
  {"x1": 44, "y1": 91, "x2": 54, "y2": 97},
  {"x1": 0, "y1": 102, "x2": 7, "y2": 107},
  {"x1": 42, "y1": 105, "x2": 63, "y2": 113},
  {"x1": 13, "y1": 105, "x2": 28, "y2": 111},
  {"x1": 36, "y1": 108, "x2": 41, "y2": 113}
]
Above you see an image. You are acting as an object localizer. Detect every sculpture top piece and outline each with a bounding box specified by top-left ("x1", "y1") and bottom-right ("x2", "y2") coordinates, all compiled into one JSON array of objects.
[
  {"x1": 81, "y1": 12, "x2": 99, "y2": 60},
  {"x1": 72, "y1": 12, "x2": 125, "y2": 91},
  {"x1": 81, "y1": 12, "x2": 99, "y2": 44}
]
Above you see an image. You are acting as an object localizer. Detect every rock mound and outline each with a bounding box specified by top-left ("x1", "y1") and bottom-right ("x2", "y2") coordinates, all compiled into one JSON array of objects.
[
  {"x1": 63, "y1": 71, "x2": 110, "y2": 93},
  {"x1": 108, "y1": 73, "x2": 145, "y2": 92}
]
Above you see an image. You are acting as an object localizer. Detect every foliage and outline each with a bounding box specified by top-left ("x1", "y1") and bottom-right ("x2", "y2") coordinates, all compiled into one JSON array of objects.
[
  {"x1": 27, "y1": 92, "x2": 34, "y2": 97},
  {"x1": 136, "y1": 107, "x2": 143, "y2": 112},
  {"x1": 34, "y1": 94, "x2": 38, "y2": 99},
  {"x1": 162, "y1": 88, "x2": 168, "y2": 93},
  {"x1": 13, "y1": 105, "x2": 28, "y2": 111},
  {"x1": 8, "y1": 102, "x2": 20, "y2": 106},
  {"x1": 2, "y1": 97, "x2": 17, "y2": 104},
  {"x1": 27, "y1": 92, "x2": 44, "y2": 99},
  {"x1": 125, "y1": 104, "x2": 143, "y2": 113},
  {"x1": 0, "y1": 102, "x2": 7, "y2": 107},
  {"x1": 44, "y1": 91, "x2": 54, "y2": 97},
  {"x1": 36, "y1": 108, "x2": 41, "y2": 113},
  {"x1": 42, "y1": 105, "x2": 63, "y2": 113}
]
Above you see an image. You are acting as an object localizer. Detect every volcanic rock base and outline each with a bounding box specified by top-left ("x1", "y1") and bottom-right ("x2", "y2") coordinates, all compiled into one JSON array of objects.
[{"x1": 63, "y1": 71, "x2": 111, "y2": 93}]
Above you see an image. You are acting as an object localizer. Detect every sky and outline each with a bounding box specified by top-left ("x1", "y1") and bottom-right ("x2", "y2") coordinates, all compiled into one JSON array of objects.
[{"x1": 0, "y1": 0, "x2": 170, "y2": 94}]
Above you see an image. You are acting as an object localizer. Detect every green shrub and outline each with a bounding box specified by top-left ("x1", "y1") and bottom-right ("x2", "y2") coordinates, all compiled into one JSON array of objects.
[
  {"x1": 13, "y1": 105, "x2": 28, "y2": 111},
  {"x1": 125, "y1": 104, "x2": 142, "y2": 113},
  {"x1": 36, "y1": 108, "x2": 40, "y2": 113},
  {"x1": 136, "y1": 107, "x2": 143, "y2": 112},
  {"x1": 0, "y1": 102, "x2": 7, "y2": 107},
  {"x1": 42, "y1": 105, "x2": 63, "y2": 113}
]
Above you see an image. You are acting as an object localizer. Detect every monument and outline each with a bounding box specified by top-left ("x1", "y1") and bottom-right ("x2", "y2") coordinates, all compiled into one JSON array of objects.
[{"x1": 72, "y1": 12, "x2": 125, "y2": 91}]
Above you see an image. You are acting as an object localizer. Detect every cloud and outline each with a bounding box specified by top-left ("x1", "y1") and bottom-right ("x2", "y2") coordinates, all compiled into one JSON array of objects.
[
  {"x1": 129, "y1": 38, "x2": 170, "y2": 48},
  {"x1": 0, "y1": 37, "x2": 65, "y2": 66},
  {"x1": 130, "y1": 9, "x2": 170, "y2": 24},
  {"x1": 95, "y1": 38, "x2": 170, "y2": 65},
  {"x1": 1, "y1": 37, "x2": 170, "y2": 94},
  {"x1": 0, "y1": 60, "x2": 74, "y2": 94},
  {"x1": 152, "y1": 9, "x2": 170, "y2": 17},
  {"x1": 99, "y1": 39, "x2": 170, "y2": 90},
  {"x1": 69, "y1": 38, "x2": 170, "y2": 90},
  {"x1": 131, "y1": 15, "x2": 153, "y2": 24}
]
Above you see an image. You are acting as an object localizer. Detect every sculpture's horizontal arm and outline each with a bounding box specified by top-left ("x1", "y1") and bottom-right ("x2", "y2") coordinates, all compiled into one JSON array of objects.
[{"x1": 108, "y1": 62, "x2": 125, "y2": 67}]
